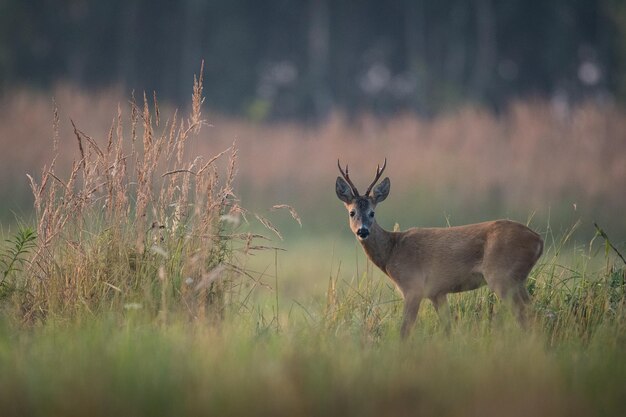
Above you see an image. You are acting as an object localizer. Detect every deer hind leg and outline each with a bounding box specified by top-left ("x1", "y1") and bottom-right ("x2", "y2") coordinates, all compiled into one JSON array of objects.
[
  {"x1": 400, "y1": 294, "x2": 422, "y2": 339},
  {"x1": 483, "y1": 252, "x2": 535, "y2": 327},
  {"x1": 486, "y1": 279, "x2": 530, "y2": 327},
  {"x1": 510, "y1": 284, "x2": 531, "y2": 327}
]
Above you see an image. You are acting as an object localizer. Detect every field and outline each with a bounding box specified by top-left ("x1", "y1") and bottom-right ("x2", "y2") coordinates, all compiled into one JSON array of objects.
[{"x1": 0, "y1": 80, "x2": 625, "y2": 416}]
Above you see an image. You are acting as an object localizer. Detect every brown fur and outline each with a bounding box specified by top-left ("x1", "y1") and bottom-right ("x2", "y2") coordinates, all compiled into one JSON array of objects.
[{"x1": 336, "y1": 165, "x2": 543, "y2": 338}]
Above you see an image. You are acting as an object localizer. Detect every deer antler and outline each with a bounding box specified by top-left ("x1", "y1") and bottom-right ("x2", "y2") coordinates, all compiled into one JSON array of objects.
[
  {"x1": 364, "y1": 158, "x2": 387, "y2": 196},
  {"x1": 337, "y1": 160, "x2": 360, "y2": 196}
]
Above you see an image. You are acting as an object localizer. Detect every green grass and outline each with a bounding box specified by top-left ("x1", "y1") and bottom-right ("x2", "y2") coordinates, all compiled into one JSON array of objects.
[{"x1": 0, "y1": 280, "x2": 623, "y2": 417}]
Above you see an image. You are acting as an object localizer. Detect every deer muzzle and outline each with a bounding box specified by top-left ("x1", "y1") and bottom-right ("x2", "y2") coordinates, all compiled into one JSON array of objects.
[{"x1": 356, "y1": 227, "x2": 370, "y2": 239}]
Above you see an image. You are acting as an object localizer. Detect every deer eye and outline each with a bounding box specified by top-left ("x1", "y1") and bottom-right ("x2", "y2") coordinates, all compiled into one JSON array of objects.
[
  {"x1": 349, "y1": 210, "x2": 356, "y2": 217},
  {"x1": 369, "y1": 211, "x2": 375, "y2": 218}
]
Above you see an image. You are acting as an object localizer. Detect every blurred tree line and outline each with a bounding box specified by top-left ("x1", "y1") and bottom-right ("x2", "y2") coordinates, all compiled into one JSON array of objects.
[{"x1": 0, "y1": 0, "x2": 624, "y2": 120}]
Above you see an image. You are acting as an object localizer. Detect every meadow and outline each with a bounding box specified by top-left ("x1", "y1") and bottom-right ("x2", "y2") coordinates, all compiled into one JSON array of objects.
[{"x1": 0, "y1": 78, "x2": 624, "y2": 416}]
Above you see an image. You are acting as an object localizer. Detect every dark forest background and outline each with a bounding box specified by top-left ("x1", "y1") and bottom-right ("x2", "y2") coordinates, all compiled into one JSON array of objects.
[{"x1": 1, "y1": 0, "x2": 625, "y2": 120}]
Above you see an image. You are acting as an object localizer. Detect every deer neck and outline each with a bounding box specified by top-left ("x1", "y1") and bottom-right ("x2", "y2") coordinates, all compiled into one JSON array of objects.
[{"x1": 359, "y1": 222, "x2": 395, "y2": 273}]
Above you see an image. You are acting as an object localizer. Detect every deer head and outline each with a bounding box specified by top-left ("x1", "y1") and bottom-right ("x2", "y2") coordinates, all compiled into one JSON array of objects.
[{"x1": 335, "y1": 159, "x2": 390, "y2": 240}]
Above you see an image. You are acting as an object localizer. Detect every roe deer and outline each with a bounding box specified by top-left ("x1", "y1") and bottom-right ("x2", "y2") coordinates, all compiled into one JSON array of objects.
[{"x1": 335, "y1": 159, "x2": 543, "y2": 338}]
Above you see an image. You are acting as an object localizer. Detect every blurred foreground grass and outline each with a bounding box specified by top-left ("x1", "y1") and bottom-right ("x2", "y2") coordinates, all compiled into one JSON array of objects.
[{"x1": 0, "y1": 265, "x2": 624, "y2": 417}]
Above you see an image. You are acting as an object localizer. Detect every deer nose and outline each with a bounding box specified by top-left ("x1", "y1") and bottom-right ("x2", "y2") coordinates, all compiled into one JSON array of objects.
[{"x1": 356, "y1": 227, "x2": 369, "y2": 239}]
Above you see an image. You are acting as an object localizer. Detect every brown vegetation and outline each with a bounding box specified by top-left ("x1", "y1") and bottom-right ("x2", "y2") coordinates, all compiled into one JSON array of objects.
[
  {"x1": 1, "y1": 87, "x2": 625, "y2": 238},
  {"x1": 9, "y1": 76, "x2": 261, "y2": 321}
]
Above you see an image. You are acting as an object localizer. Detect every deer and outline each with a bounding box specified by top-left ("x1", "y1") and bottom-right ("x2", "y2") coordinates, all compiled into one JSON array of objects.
[{"x1": 335, "y1": 159, "x2": 543, "y2": 338}]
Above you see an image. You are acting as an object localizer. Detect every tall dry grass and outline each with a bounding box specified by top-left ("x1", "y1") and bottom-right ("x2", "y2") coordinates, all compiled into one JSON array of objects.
[{"x1": 5, "y1": 70, "x2": 279, "y2": 323}]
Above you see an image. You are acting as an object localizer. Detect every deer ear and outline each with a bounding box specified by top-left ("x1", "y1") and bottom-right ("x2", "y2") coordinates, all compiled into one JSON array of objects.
[
  {"x1": 336, "y1": 177, "x2": 355, "y2": 203},
  {"x1": 372, "y1": 177, "x2": 390, "y2": 204}
]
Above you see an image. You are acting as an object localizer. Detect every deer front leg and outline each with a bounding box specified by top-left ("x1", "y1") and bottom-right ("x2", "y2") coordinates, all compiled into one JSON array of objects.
[
  {"x1": 432, "y1": 293, "x2": 451, "y2": 333},
  {"x1": 400, "y1": 294, "x2": 422, "y2": 339}
]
